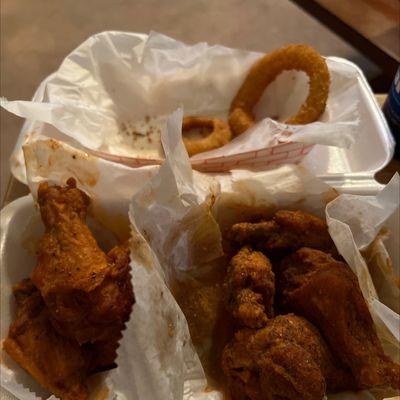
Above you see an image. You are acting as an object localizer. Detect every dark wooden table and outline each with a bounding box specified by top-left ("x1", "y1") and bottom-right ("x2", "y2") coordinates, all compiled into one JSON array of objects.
[{"x1": 292, "y1": 0, "x2": 400, "y2": 91}]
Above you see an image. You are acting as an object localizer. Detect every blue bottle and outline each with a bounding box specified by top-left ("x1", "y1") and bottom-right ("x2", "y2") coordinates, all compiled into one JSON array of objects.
[{"x1": 383, "y1": 67, "x2": 400, "y2": 158}]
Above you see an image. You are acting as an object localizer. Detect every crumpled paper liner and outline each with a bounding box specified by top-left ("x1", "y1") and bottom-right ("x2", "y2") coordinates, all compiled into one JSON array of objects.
[
  {"x1": 1, "y1": 139, "x2": 160, "y2": 400},
  {"x1": 1, "y1": 111, "x2": 398, "y2": 399},
  {"x1": 119, "y1": 110, "x2": 398, "y2": 400},
  {"x1": 2, "y1": 31, "x2": 360, "y2": 182}
]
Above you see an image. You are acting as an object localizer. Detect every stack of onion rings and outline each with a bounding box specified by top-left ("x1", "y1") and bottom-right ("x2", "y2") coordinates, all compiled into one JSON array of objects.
[
  {"x1": 182, "y1": 116, "x2": 232, "y2": 156},
  {"x1": 229, "y1": 44, "x2": 330, "y2": 136}
]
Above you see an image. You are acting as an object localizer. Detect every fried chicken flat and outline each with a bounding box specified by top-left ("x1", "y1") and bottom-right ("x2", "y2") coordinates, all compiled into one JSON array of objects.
[
  {"x1": 82, "y1": 243, "x2": 134, "y2": 372},
  {"x1": 225, "y1": 246, "x2": 274, "y2": 328},
  {"x1": 3, "y1": 280, "x2": 89, "y2": 400},
  {"x1": 222, "y1": 314, "x2": 353, "y2": 400},
  {"x1": 229, "y1": 210, "x2": 337, "y2": 257},
  {"x1": 75, "y1": 247, "x2": 137, "y2": 378},
  {"x1": 32, "y1": 180, "x2": 134, "y2": 344},
  {"x1": 279, "y1": 247, "x2": 400, "y2": 390}
]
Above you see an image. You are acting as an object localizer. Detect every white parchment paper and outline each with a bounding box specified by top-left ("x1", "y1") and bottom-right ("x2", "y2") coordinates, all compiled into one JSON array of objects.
[
  {"x1": 1, "y1": 31, "x2": 361, "y2": 183},
  {"x1": 1, "y1": 111, "x2": 398, "y2": 400},
  {"x1": 120, "y1": 110, "x2": 399, "y2": 400}
]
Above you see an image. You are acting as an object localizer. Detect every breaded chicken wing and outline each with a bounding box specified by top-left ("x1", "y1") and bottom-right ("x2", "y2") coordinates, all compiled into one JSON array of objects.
[
  {"x1": 279, "y1": 247, "x2": 400, "y2": 390},
  {"x1": 225, "y1": 246, "x2": 274, "y2": 328},
  {"x1": 175, "y1": 281, "x2": 234, "y2": 386},
  {"x1": 229, "y1": 210, "x2": 337, "y2": 256},
  {"x1": 221, "y1": 314, "x2": 353, "y2": 400},
  {"x1": 3, "y1": 280, "x2": 89, "y2": 400},
  {"x1": 32, "y1": 179, "x2": 134, "y2": 344}
]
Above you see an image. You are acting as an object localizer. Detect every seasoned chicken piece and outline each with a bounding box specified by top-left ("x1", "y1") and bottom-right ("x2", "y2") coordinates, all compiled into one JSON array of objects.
[
  {"x1": 3, "y1": 280, "x2": 89, "y2": 400},
  {"x1": 279, "y1": 247, "x2": 400, "y2": 390},
  {"x1": 221, "y1": 314, "x2": 353, "y2": 400},
  {"x1": 231, "y1": 288, "x2": 269, "y2": 329},
  {"x1": 32, "y1": 179, "x2": 134, "y2": 344},
  {"x1": 82, "y1": 243, "x2": 134, "y2": 372},
  {"x1": 84, "y1": 332, "x2": 122, "y2": 374},
  {"x1": 177, "y1": 283, "x2": 223, "y2": 348},
  {"x1": 225, "y1": 246, "x2": 274, "y2": 328},
  {"x1": 176, "y1": 281, "x2": 233, "y2": 386},
  {"x1": 84, "y1": 245, "x2": 133, "y2": 372},
  {"x1": 229, "y1": 210, "x2": 337, "y2": 256}
]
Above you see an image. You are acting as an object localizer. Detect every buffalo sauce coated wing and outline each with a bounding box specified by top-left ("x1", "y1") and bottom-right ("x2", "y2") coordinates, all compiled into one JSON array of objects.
[
  {"x1": 279, "y1": 247, "x2": 400, "y2": 390},
  {"x1": 3, "y1": 280, "x2": 89, "y2": 400},
  {"x1": 222, "y1": 314, "x2": 353, "y2": 400},
  {"x1": 229, "y1": 210, "x2": 337, "y2": 257},
  {"x1": 32, "y1": 180, "x2": 134, "y2": 345},
  {"x1": 82, "y1": 244, "x2": 134, "y2": 373}
]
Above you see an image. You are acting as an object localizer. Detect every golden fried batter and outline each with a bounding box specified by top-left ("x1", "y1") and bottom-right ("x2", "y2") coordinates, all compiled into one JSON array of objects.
[
  {"x1": 279, "y1": 247, "x2": 400, "y2": 390},
  {"x1": 229, "y1": 210, "x2": 337, "y2": 256},
  {"x1": 182, "y1": 116, "x2": 232, "y2": 156},
  {"x1": 83, "y1": 243, "x2": 134, "y2": 372},
  {"x1": 3, "y1": 280, "x2": 89, "y2": 400},
  {"x1": 231, "y1": 288, "x2": 268, "y2": 329},
  {"x1": 229, "y1": 44, "x2": 330, "y2": 136},
  {"x1": 222, "y1": 314, "x2": 353, "y2": 400},
  {"x1": 32, "y1": 180, "x2": 134, "y2": 344},
  {"x1": 225, "y1": 246, "x2": 274, "y2": 328},
  {"x1": 177, "y1": 283, "x2": 223, "y2": 348},
  {"x1": 175, "y1": 280, "x2": 234, "y2": 387}
]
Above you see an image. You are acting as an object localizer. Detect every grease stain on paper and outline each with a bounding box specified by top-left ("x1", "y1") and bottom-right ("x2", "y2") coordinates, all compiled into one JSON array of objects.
[{"x1": 24, "y1": 139, "x2": 100, "y2": 188}]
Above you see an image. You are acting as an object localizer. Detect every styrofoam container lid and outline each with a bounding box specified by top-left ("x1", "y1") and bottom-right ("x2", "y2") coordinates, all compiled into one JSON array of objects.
[
  {"x1": 302, "y1": 57, "x2": 394, "y2": 191},
  {"x1": 4, "y1": 32, "x2": 395, "y2": 192}
]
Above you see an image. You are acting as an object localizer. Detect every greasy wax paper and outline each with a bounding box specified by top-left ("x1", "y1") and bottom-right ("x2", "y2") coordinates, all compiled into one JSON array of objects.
[
  {"x1": 1, "y1": 31, "x2": 361, "y2": 181},
  {"x1": 1, "y1": 110, "x2": 398, "y2": 400},
  {"x1": 1, "y1": 140, "x2": 160, "y2": 400},
  {"x1": 120, "y1": 110, "x2": 399, "y2": 400}
]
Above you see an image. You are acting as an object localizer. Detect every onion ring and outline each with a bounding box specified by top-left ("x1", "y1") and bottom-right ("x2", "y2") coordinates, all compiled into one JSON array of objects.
[
  {"x1": 182, "y1": 116, "x2": 232, "y2": 156},
  {"x1": 229, "y1": 44, "x2": 330, "y2": 136}
]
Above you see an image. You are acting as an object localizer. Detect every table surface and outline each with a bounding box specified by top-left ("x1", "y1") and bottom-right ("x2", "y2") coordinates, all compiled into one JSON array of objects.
[{"x1": 316, "y1": 0, "x2": 400, "y2": 62}]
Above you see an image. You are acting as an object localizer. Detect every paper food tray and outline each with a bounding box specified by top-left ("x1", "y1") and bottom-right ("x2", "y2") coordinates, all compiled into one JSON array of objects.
[
  {"x1": 1, "y1": 108, "x2": 399, "y2": 400},
  {"x1": 1, "y1": 159, "x2": 399, "y2": 400},
  {"x1": 0, "y1": 31, "x2": 397, "y2": 400},
  {"x1": 1, "y1": 31, "x2": 394, "y2": 187}
]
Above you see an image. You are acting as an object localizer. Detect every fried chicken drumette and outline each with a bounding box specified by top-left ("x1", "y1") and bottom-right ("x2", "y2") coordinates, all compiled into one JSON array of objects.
[
  {"x1": 229, "y1": 210, "x2": 337, "y2": 257},
  {"x1": 32, "y1": 180, "x2": 134, "y2": 345},
  {"x1": 3, "y1": 280, "x2": 90, "y2": 400},
  {"x1": 279, "y1": 247, "x2": 400, "y2": 390},
  {"x1": 4, "y1": 180, "x2": 135, "y2": 400},
  {"x1": 225, "y1": 246, "x2": 275, "y2": 328},
  {"x1": 222, "y1": 314, "x2": 353, "y2": 400}
]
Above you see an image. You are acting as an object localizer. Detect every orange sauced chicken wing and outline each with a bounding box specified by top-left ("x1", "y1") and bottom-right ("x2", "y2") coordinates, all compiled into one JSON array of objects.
[
  {"x1": 225, "y1": 246, "x2": 274, "y2": 328},
  {"x1": 4, "y1": 180, "x2": 134, "y2": 400},
  {"x1": 222, "y1": 314, "x2": 354, "y2": 400},
  {"x1": 32, "y1": 179, "x2": 134, "y2": 345},
  {"x1": 229, "y1": 210, "x2": 337, "y2": 257},
  {"x1": 279, "y1": 247, "x2": 400, "y2": 390},
  {"x1": 3, "y1": 280, "x2": 90, "y2": 400}
]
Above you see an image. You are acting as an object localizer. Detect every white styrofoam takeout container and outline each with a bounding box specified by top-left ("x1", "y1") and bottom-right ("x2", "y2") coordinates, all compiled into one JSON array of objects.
[
  {"x1": 7, "y1": 32, "x2": 395, "y2": 195},
  {"x1": 0, "y1": 32, "x2": 397, "y2": 400},
  {"x1": 0, "y1": 163, "x2": 398, "y2": 400},
  {"x1": 300, "y1": 58, "x2": 395, "y2": 194}
]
